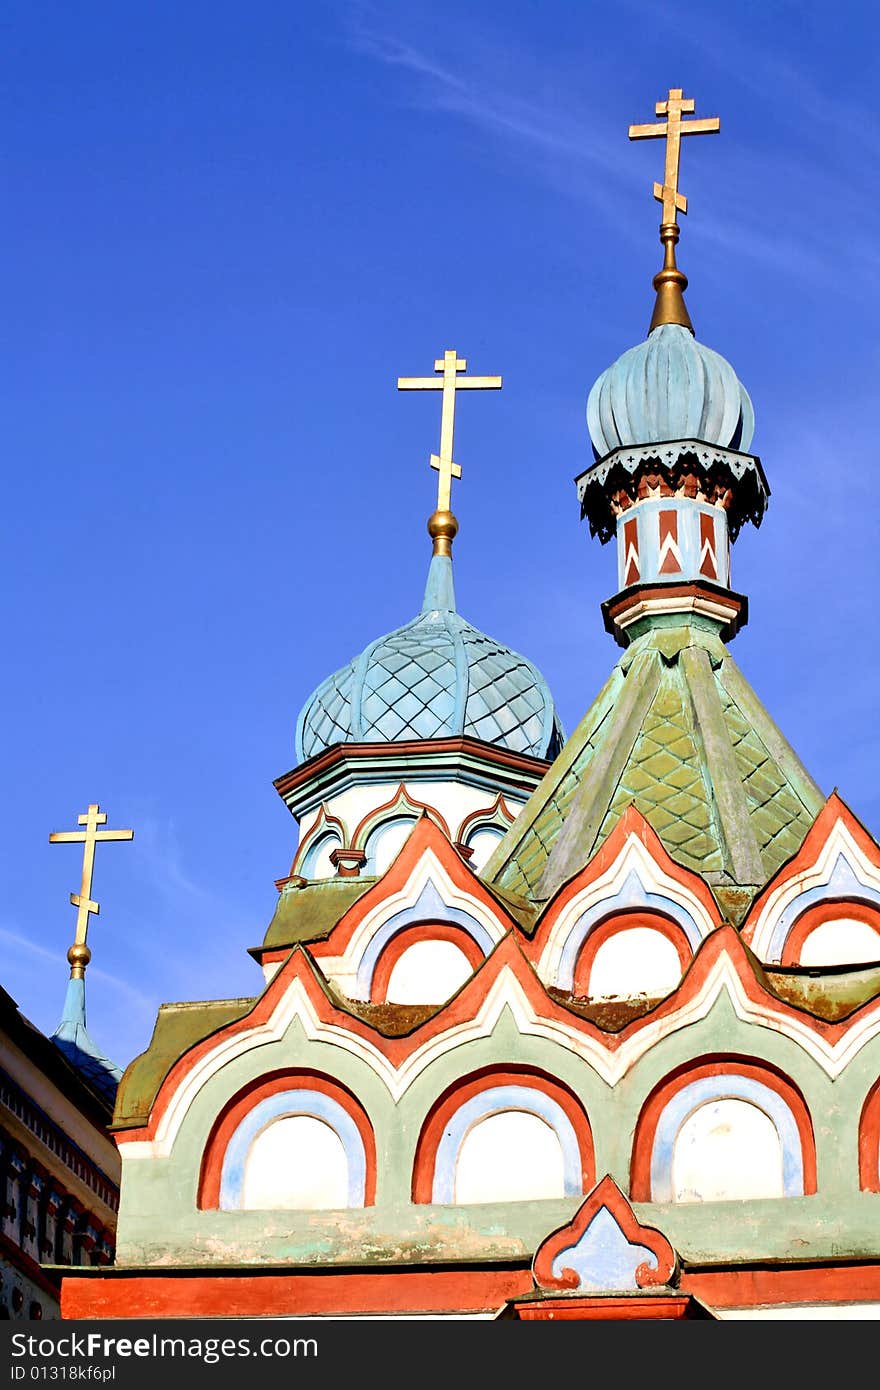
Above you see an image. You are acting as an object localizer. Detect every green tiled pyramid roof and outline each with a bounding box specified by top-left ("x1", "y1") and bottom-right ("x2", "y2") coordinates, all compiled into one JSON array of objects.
[{"x1": 482, "y1": 622, "x2": 825, "y2": 906}]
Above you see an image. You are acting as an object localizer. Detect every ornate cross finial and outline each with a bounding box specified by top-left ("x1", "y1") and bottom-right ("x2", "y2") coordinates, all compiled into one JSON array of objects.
[
  {"x1": 398, "y1": 349, "x2": 502, "y2": 555},
  {"x1": 629, "y1": 88, "x2": 719, "y2": 227},
  {"x1": 49, "y1": 803, "x2": 134, "y2": 979},
  {"x1": 627, "y1": 89, "x2": 720, "y2": 335}
]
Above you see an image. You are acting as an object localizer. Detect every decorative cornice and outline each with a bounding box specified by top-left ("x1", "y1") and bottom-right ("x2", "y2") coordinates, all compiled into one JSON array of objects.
[
  {"x1": 602, "y1": 581, "x2": 747, "y2": 647},
  {"x1": 276, "y1": 737, "x2": 551, "y2": 819},
  {"x1": 576, "y1": 439, "x2": 769, "y2": 544}
]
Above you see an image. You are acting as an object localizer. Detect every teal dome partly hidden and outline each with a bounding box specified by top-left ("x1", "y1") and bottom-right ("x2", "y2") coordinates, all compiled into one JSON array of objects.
[
  {"x1": 296, "y1": 553, "x2": 565, "y2": 764},
  {"x1": 586, "y1": 322, "x2": 755, "y2": 458}
]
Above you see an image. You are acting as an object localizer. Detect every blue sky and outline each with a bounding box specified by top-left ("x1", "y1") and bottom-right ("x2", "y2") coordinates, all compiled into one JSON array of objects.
[{"x1": 2, "y1": 0, "x2": 878, "y2": 1069}]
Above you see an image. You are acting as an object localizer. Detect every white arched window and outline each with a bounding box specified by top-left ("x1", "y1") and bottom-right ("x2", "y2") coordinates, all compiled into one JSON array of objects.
[
  {"x1": 587, "y1": 927, "x2": 682, "y2": 999},
  {"x1": 454, "y1": 1111, "x2": 567, "y2": 1205},
  {"x1": 300, "y1": 832, "x2": 341, "y2": 880},
  {"x1": 798, "y1": 918, "x2": 880, "y2": 967},
  {"x1": 671, "y1": 1099, "x2": 785, "y2": 1202},
  {"x1": 383, "y1": 940, "x2": 474, "y2": 1005},
  {"x1": 364, "y1": 817, "x2": 416, "y2": 876},
  {"x1": 465, "y1": 827, "x2": 505, "y2": 871},
  {"x1": 242, "y1": 1116, "x2": 349, "y2": 1210}
]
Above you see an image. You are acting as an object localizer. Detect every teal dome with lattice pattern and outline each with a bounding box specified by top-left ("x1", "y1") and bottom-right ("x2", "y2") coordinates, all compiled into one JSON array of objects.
[{"x1": 296, "y1": 554, "x2": 564, "y2": 764}]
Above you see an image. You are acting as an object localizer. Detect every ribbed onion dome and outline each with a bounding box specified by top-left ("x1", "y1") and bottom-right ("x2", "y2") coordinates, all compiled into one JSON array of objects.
[
  {"x1": 296, "y1": 553, "x2": 565, "y2": 764},
  {"x1": 587, "y1": 322, "x2": 755, "y2": 458}
]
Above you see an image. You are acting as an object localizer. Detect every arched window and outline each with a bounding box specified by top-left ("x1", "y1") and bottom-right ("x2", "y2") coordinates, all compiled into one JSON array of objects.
[
  {"x1": 454, "y1": 1111, "x2": 567, "y2": 1204},
  {"x1": 364, "y1": 817, "x2": 417, "y2": 876},
  {"x1": 631, "y1": 1060, "x2": 816, "y2": 1204},
  {"x1": 572, "y1": 913, "x2": 691, "y2": 999},
  {"x1": 300, "y1": 831, "x2": 341, "y2": 880},
  {"x1": 383, "y1": 940, "x2": 473, "y2": 1004},
  {"x1": 199, "y1": 1074, "x2": 376, "y2": 1210},
  {"x1": 781, "y1": 901, "x2": 880, "y2": 967},
  {"x1": 370, "y1": 924, "x2": 484, "y2": 1005},
  {"x1": 242, "y1": 1115, "x2": 350, "y2": 1209},
  {"x1": 465, "y1": 827, "x2": 505, "y2": 871},
  {"x1": 413, "y1": 1068, "x2": 594, "y2": 1205},
  {"x1": 671, "y1": 1098, "x2": 784, "y2": 1202}
]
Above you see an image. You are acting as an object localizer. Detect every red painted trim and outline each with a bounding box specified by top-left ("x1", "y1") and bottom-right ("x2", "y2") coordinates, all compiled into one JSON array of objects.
[
  {"x1": 527, "y1": 804, "x2": 721, "y2": 965},
  {"x1": 411, "y1": 1066, "x2": 595, "y2": 1204},
  {"x1": 61, "y1": 1259, "x2": 880, "y2": 1320},
  {"x1": 456, "y1": 793, "x2": 517, "y2": 845},
  {"x1": 309, "y1": 813, "x2": 516, "y2": 962},
  {"x1": 274, "y1": 737, "x2": 551, "y2": 800},
  {"x1": 630, "y1": 1057, "x2": 817, "y2": 1201},
  {"x1": 370, "y1": 924, "x2": 485, "y2": 1004},
  {"x1": 571, "y1": 911, "x2": 692, "y2": 996},
  {"x1": 623, "y1": 517, "x2": 640, "y2": 587},
  {"x1": 680, "y1": 1262, "x2": 880, "y2": 1309},
  {"x1": 780, "y1": 899, "x2": 880, "y2": 966},
  {"x1": 259, "y1": 949, "x2": 290, "y2": 969},
  {"x1": 510, "y1": 1293, "x2": 698, "y2": 1320},
  {"x1": 699, "y1": 511, "x2": 718, "y2": 580},
  {"x1": 533, "y1": 1175, "x2": 675, "y2": 1291},
  {"x1": 198, "y1": 1071, "x2": 377, "y2": 1210},
  {"x1": 350, "y1": 785, "x2": 451, "y2": 853},
  {"x1": 859, "y1": 1075, "x2": 880, "y2": 1192},
  {"x1": 61, "y1": 1266, "x2": 534, "y2": 1320},
  {"x1": 742, "y1": 793, "x2": 880, "y2": 947}
]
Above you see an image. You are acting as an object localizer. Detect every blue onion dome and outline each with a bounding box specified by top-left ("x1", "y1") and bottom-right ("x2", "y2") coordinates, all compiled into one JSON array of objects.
[
  {"x1": 296, "y1": 552, "x2": 565, "y2": 763},
  {"x1": 586, "y1": 322, "x2": 755, "y2": 459}
]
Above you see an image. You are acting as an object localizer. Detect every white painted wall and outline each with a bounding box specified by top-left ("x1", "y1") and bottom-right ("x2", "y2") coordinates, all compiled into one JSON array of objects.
[
  {"x1": 241, "y1": 1117, "x2": 349, "y2": 1210},
  {"x1": 798, "y1": 919, "x2": 880, "y2": 967},
  {"x1": 383, "y1": 940, "x2": 474, "y2": 1004},
  {"x1": 586, "y1": 927, "x2": 682, "y2": 999},
  {"x1": 671, "y1": 1099, "x2": 784, "y2": 1202},
  {"x1": 453, "y1": 1112, "x2": 566, "y2": 1204}
]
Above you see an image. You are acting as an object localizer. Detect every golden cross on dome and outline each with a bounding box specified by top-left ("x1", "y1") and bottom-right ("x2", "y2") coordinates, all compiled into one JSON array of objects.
[
  {"x1": 49, "y1": 803, "x2": 134, "y2": 978},
  {"x1": 629, "y1": 88, "x2": 720, "y2": 227},
  {"x1": 398, "y1": 350, "x2": 502, "y2": 514}
]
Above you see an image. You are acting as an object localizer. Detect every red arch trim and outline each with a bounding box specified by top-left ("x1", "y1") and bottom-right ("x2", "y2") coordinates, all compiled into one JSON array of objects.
[
  {"x1": 859, "y1": 1075, "x2": 880, "y2": 1192},
  {"x1": 198, "y1": 1070, "x2": 377, "y2": 1209},
  {"x1": 780, "y1": 899, "x2": 880, "y2": 966},
  {"x1": 411, "y1": 1066, "x2": 595, "y2": 1204},
  {"x1": 370, "y1": 924, "x2": 485, "y2": 1004},
  {"x1": 629, "y1": 1057, "x2": 817, "y2": 1202},
  {"x1": 572, "y1": 911, "x2": 692, "y2": 997}
]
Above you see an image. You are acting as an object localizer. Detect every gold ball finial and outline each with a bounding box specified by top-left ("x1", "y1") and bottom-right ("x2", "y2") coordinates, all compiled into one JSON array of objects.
[
  {"x1": 67, "y1": 942, "x2": 92, "y2": 979},
  {"x1": 428, "y1": 509, "x2": 458, "y2": 557}
]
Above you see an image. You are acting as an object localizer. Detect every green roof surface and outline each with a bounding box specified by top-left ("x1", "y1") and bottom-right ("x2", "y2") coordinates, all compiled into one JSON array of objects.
[{"x1": 482, "y1": 622, "x2": 825, "y2": 902}]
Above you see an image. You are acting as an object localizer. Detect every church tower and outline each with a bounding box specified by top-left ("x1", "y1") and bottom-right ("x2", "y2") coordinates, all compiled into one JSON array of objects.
[{"x1": 63, "y1": 89, "x2": 880, "y2": 1322}]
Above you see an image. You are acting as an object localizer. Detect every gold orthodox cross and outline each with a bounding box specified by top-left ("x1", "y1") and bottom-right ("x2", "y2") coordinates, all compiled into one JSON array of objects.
[
  {"x1": 49, "y1": 803, "x2": 134, "y2": 977},
  {"x1": 397, "y1": 350, "x2": 502, "y2": 512},
  {"x1": 629, "y1": 88, "x2": 719, "y2": 226}
]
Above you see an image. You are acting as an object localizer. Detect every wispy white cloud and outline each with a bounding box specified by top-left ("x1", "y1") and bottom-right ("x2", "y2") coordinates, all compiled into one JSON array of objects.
[
  {"x1": 0, "y1": 924, "x2": 154, "y2": 1010},
  {"x1": 345, "y1": 3, "x2": 641, "y2": 220},
  {"x1": 343, "y1": 0, "x2": 880, "y2": 290}
]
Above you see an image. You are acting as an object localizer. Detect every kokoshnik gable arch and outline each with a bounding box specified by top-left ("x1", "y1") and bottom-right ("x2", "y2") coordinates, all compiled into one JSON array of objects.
[{"x1": 61, "y1": 87, "x2": 880, "y2": 1322}]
